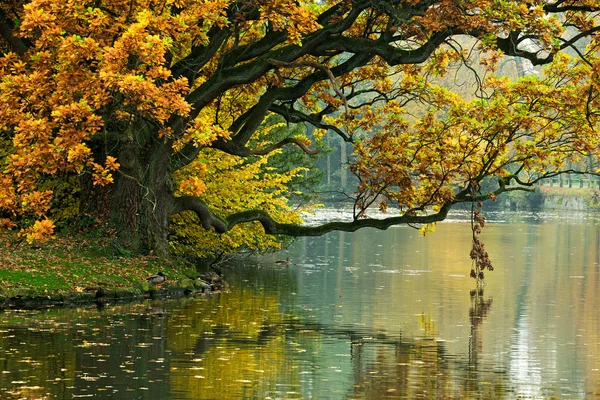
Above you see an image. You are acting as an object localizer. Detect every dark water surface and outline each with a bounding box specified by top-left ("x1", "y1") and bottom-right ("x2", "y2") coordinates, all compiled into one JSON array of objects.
[{"x1": 2, "y1": 211, "x2": 600, "y2": 399}]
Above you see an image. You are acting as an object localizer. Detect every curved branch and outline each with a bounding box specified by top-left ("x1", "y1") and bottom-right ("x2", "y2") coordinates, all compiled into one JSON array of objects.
[
  {"x1": 172, "y1": 193, "x2": 455, "y2": 237},
  {"x1": 496, "y1": 32, "x2": 553, "y2": 66},
  {"x1": 268, "y1": 104, "x2": 353, "y2": 142},
  {"x1": 314, "y1": 30, "x2": 453, "y2": 66},
  {"x1": 203, "y1": 52, "x2": 372, "y2": 157},
  {"x1": 172, "y1": 170, "x2": 559, "y2": 240},
  {"x1": 171, "y1": 26, "x2": 231, "y2": 81},
  {"x1": 232, "y1": 52, "x2": 372, "y2": 143},
  {"x1": 170, "y1": 142, "x2": 203, "y2": 171},
  {"x1": 558, "y1": 26, "x2": 600, "y2": 53},
  {"x1": 171, "y1": 196, "x2": 228, "y2": 233},
  {"x1": 170, "y1": 128, "x2": 322, "y2": 169},
  {"x1": 585, "y1": 84, "x2": 597, "y2": 129},
  {"x1": 224, "y1": 206, "x2": 453, "y2": 236},
  {"x1": 557, "y1": 36, "x2": 593, "y2": 67},
  {"x1": 268, "y1": 58, "x2": 350, "y2": 115},
  {"x1": 513, "y1": 169, "x2": 600, "y2": 187},
  {"x1": 182, "y1": 3, "x2": 366, "y2": 116},
  {"x1": 249, "y1": 137, "x2": 319, "y2": 156}
]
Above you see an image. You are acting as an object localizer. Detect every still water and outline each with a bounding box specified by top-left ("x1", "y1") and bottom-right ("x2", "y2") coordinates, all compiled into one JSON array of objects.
[{"x1": 2, "y1": 211, "x2": 600, "y2": 399}]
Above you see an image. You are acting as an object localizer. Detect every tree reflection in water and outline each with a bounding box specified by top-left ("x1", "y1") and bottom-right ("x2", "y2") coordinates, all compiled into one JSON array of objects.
[
  {"x1": 467, "y1": 289, "x2": 494, "y2": 395},
  {"x1": 0, "y1": 293, "x2": 504, "y2": 399},
  {"x1": 6, "y1": 215, "x2": 600, "y2": 398}
]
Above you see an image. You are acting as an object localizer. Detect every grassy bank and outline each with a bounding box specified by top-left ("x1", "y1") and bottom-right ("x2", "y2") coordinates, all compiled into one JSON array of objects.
[{"x1": 0, "y1": 232, "x2": 201, "y2": 304}]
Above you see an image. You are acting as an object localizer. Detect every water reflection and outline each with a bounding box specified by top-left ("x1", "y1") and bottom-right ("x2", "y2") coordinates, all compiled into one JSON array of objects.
[{"x1": 0, "y1": 217, "x2": 600, "y2": 398}]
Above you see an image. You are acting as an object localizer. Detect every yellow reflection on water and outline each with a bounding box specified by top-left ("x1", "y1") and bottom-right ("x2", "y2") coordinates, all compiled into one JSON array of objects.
[{"x1": 166, "y1": 291, "x2": 300, "y2": 399}]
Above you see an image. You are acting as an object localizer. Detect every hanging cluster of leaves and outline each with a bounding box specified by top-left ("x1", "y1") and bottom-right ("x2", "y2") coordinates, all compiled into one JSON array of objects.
[
  {"x1": 0, "y1": 0, "x2": 598, "y2": 265},
  {"x1": 470, "y1": 202, "x2": 492, "y2": 283}
]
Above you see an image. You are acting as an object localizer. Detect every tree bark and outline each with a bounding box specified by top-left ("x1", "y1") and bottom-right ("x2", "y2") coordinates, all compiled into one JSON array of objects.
[
  {"x1": 88, "y1": 124, "x2": 175, "y2": 258},
  {"x1": 110, "y1": 139, "x2": 143, "y2": 253},
  {"x1": 143, "y1": 141, "x2": 174, "y2": 258}
]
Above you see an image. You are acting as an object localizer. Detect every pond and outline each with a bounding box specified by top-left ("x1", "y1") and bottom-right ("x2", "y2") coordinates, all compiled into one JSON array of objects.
[{"x1": 1, "y1": 211, "x2": 600, "y2": 399}]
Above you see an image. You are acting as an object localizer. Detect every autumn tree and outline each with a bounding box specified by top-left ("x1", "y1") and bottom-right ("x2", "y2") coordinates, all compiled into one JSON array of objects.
[{"x1": 1, "y1": 0, "x2": 600, "y2": 261}]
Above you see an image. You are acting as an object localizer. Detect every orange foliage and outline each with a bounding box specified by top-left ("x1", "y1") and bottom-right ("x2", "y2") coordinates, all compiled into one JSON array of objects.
[{"x1": 0, "y1": 0, "x2": 598, "y2": 250}]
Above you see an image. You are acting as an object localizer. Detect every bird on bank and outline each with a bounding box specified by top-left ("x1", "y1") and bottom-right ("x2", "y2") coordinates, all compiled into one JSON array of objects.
[
  {"x1": 200, "y1": 270, "x2": 222, "y2": 284},
  {"x1": 146, "y1": 272, "x2": 167, "y2": 286}
]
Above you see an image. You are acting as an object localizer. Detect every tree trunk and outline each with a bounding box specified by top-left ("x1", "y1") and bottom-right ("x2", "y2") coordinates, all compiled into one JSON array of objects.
[
  {"x1": 143, "y1": 141, "x2": 174, "y2": 258},
  {"x1": 82, "y1": 123, "x2": 175, "y2": 258},
  {"x1": 110, "y1": 139, "x2": 143, "y2": 253}
]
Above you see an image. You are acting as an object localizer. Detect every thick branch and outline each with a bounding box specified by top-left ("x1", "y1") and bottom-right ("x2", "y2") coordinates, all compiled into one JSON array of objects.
[
  {"x1": 172, "y1": 195, "x2": 455, "y2": 236},
  {"x1": 171, "y1": 26, "x2": 231, "y2": 81},
  {"x1": 225, "y1": 205, "x2": 453, "y2": 236},
  {"x1": 170, "y1": 143, "x2": 203, "y2": 171},
  {"x1": 206, "y1": 52, "x2": 372, "y2": 157},
  {"x1": 559, "y1": 26, "x2": 600, "y2": 52},
  {"x1": 172, "y1": 166, "x2": 593, "y2": 240},
  {"x1": 269, "y1": 104, "x2": 353, "y2": 142},
  {"x1": 181, "y1": 3, "x2": 366, "y2": 118},
  {"x1": 171, "y1": 196, "x2": 229, "y2": 233},
  {"x1": 314, "y1": 30, "x2": 453, "y2": 66},
  {"x1": 220, "y1": 29, "x2": 287, "y2": 67},
  {"x1": 496, "y1": 32, "x2": 553, "y2": 65},
  {"x1": 171, "y1": 6, "x2": 267, "y2": 80}
]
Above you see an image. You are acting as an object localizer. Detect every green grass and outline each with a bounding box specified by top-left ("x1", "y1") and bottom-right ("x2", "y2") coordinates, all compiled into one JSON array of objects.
[{"x1": 0, "y1": 232, "x2": 198, "y2": 296}]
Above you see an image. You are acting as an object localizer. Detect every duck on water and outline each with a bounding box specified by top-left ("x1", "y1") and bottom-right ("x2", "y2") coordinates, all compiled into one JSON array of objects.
[{"x1": 275, "y1": 257, "x2": 291, "y2": 266}]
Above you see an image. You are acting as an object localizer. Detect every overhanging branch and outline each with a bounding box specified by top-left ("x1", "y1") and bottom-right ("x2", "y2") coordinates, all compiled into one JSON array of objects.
[
  {"x1": 171, "y1": 196, "x2": 455, "y2": 237},
  {"x1": 225, "y1": 204, "x2": 453, "y2": 236},
  {"x1": 316, "y1": 30, "x2": 453, "y2": 66},
  {"x1": 544, "y1": 3, "x2": 600, "y2": 12},
  {"x1": 172, "y1": 169, "x2": 591, "y2": 239}
]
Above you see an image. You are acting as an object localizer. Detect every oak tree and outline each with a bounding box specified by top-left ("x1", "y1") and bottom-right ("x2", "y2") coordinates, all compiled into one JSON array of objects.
[{"x1": 1, "y1": 0, "x2": 599, "y2": 268}]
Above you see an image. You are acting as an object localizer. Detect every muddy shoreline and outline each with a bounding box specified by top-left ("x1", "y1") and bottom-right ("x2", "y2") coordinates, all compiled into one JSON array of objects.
[{"x1": 0, "y1": 278, "x2": 215, "y2": 310}]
